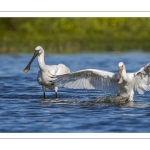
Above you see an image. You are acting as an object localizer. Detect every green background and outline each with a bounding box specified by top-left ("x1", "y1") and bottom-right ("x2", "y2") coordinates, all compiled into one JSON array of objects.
[{"x1": 0, "y1": 17, "x2": 150, "y2": 54}]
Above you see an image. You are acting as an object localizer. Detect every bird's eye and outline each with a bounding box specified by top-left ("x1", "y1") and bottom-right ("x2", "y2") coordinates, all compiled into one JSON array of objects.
[{"x1": 122, "y1": 65, "x2": 123, "y2": 67}]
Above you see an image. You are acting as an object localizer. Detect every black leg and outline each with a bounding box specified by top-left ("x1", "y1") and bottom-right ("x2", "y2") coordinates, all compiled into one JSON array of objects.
[{"x1": 43, "y1": 92, "x2": 45, "y2": 99}]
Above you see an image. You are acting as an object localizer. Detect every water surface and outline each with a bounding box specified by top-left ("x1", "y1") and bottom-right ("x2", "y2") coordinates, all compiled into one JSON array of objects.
[{"x1": 0, "y1": 52, "x2": 150, "y2": 132}]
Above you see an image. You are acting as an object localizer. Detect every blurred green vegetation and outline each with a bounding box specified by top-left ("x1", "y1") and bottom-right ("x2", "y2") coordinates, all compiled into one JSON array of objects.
[{"x1": 0, "y1": 17, "x2": 150, "y2": 54}]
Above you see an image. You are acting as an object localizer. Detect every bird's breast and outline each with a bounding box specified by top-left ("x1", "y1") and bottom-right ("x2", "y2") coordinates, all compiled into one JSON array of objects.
[{"x1": 37, "y1": 71, "x2": 55, "y2": 89}]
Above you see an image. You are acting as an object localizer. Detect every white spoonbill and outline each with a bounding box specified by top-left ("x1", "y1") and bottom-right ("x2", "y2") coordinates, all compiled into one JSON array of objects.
[
  {"x1": 23, "y1": 46, "x2": 70, "y2": 98},
  {"x1": 53, "y1": 62, "x2": 150, "y2": 101}
]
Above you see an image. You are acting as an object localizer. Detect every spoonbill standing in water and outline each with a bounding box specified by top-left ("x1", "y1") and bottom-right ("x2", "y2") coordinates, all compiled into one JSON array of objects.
[
  {"x1": 53, "y1": 62, "x2": 150, "y2": 101},
  {"x1": 23, "y1": 46, "x2": 70, "y2": 98}
]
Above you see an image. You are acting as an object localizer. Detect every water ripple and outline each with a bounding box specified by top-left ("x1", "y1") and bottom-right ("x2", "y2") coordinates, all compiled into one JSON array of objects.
[{"x1": 0, "y1": 53, "x2": 150, "y2": 132}]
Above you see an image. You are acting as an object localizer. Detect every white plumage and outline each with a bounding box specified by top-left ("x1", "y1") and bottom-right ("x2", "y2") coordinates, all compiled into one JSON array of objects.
[
  {"x1": 24, "y1": 46, "x2": 70, "y2": 98},
  {"x1": 53, "y1": 62, "x2": 150, "y2": 101}
]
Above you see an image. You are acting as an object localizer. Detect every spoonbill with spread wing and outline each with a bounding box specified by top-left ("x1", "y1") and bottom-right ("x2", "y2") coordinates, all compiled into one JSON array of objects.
[{"x1": 53, "y1": 62, "x2": 150, "y2": 101}]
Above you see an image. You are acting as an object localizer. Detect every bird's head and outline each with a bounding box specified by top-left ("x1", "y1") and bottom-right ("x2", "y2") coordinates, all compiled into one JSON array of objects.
[
  {"x1": 35, "y1": 46, "x2": 44, "y2": 57},
  {"x1": 23, "y1": 46, "x2": 44, "y2": 73},
  {"x1": 117, "y1": 62, "x2": 125, "y2": 84}
]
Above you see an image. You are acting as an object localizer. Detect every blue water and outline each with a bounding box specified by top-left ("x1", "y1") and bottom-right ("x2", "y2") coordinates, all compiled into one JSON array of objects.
[{"x1": 0, "y1": 52, "x2": 150, "y2": 132}]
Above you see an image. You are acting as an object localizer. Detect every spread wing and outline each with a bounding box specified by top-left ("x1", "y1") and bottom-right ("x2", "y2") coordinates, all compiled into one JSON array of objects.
[
  {"x1": 53, "y1": 69, "x2": 118, "y2": 94},
  {"x1": 133, "y1": 63, "x2": 150, "y2": 94}
]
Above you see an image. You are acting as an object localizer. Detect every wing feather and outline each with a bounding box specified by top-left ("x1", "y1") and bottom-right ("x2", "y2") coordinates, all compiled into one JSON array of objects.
[
  {"x1": 133, "y1": 63, "x2": 150, "y2": 94},
  {"x1": 54, "y1": 69, "x2": 118, "y2": 94}
]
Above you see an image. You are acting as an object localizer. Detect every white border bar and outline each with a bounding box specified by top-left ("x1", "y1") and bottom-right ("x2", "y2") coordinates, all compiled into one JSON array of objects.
[
  {"x1": 0, "y1": 133, "x2": 150, "y2": 139},
  {"x1": 0, "y1": 0, "x2": 150, "y2": 12},
  {"x1": 0, "y1": 11, "x2": 150, "y2": 17}
]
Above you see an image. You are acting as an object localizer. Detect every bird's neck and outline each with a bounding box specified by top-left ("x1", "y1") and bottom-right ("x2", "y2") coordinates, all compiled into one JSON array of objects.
[
  {"x1": 122, "y1": 67, "x2": 128, "y2": 81},
  {"x1": 37, "y1": 53, "x2": 46, "y2": 71}
]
